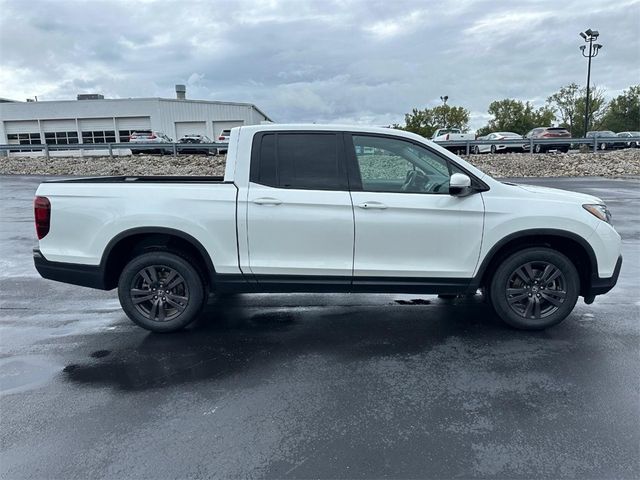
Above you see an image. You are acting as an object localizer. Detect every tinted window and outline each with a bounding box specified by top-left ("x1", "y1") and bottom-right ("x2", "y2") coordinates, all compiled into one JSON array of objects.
[
  {"x1": 253, "y1": 133, "x2": 346, "y2": 190},
  {"x1": 257, "y1": 133, "x2": 276, "y2": 186},
  {"x1": 351, "y1": 135, "x2": 452, "y2": 194}
]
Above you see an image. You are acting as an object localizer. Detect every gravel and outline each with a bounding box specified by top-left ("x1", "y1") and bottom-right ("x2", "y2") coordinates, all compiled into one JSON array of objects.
[
  {"x1": 464, "y1": 148, "x2": 640, "y2": 178},
  {"x1": 0, "y1": 154, "x2": 227, "y2": 176},
  {"x1": 1, "y1": 149, "x2": 639, "y2": 178}
]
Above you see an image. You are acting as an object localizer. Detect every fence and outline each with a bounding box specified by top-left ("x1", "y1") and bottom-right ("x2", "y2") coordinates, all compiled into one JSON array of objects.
[
  {"x1": 0, "y1": 142, "x2": 230, "y2": 160},
  {"x1": 0, "y1": 137, "x2": 638, "y2": 160},
  {"x1": 432, "y1": 136, "x2": 640, "y2": 155}
]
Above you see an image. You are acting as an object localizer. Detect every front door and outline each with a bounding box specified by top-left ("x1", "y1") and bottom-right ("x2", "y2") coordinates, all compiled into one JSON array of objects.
[{"x1": 347, "y1": 134, "x2": 485, "y2": 282}]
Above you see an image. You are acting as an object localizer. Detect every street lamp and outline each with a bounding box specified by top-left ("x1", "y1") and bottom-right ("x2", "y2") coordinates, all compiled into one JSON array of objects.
[{"x1": 579, "y1": 29, "x2": 603, "y2": 137}]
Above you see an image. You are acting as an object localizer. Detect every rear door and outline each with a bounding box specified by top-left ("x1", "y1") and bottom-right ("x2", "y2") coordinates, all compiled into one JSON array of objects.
[
  {"x1": 246, "y1": 132, "x2": 354, "y2": 283},
  {"x1": 346, "y1": 133, "x2": 485, "y2": 282}
]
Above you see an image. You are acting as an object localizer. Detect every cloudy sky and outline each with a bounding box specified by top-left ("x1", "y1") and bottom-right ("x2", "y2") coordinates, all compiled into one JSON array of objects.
[{"x1": 1, "y1": 0, "x2": 638, "y2": 128}]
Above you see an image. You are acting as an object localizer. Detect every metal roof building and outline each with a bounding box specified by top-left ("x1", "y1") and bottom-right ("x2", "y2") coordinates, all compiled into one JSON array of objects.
[{"x1": 0, "y1": 85, "x2": 272, "y2": 147}]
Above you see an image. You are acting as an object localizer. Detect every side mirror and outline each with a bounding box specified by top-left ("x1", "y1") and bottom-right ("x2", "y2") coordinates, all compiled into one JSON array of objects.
[{"x1": 449, "y1": 173, "x2": 472, "y2": 196}]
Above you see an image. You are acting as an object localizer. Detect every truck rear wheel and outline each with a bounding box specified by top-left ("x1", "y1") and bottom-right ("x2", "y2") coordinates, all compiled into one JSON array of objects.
[
  {"x1": 489, "y1": 247, "x2": 579, "y2": 330},
  {"x1": 118, "y1": 251, "x2": 205, "y2": 332}
]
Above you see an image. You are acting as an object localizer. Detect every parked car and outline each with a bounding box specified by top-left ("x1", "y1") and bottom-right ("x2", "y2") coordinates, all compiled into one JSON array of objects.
[
  {"x1": 129, "y1": 131, "x2": 173, "y2": 155},
  {"x1": 523, "y1": 127, "x2": 571, "y2": 153},
  {"x1": 586, "y1": 131, "x2": 618, "y2": 150},
  {"x1": 432, "y1": 128, "x2": 475, "y2": 154},
  {"x1": 177, "y1": 134, "x2": 216, "y2": 155},
  {"x1": 217, "y1": 129, "x2": 231, "y2": 153},
  {"x1": 473, "y1": 132, "x2": 523, "y2": 154},
  {"x1": 613, "y1": 131, "x2": 640, "y2": 149},
  {"x1": 33, "y1": 124, "x2": 622, "y2": 333}
]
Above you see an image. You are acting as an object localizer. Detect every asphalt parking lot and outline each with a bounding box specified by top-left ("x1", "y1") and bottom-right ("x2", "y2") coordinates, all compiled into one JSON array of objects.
[{"x1": 1, "y1": 175, "x2": 638, "y2": 479}]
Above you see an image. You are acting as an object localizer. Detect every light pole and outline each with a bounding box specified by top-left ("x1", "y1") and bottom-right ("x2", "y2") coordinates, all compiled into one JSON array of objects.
[
  {"x1": 579, "y1": 29, "x2": 603, "y2": 137},
  {"x1": 439, "y1": 95, "x2": 449, "y2": 127}
]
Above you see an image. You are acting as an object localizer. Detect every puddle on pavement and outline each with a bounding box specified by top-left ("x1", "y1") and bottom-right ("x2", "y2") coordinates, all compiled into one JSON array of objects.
[
  {"x1": 0, "y1": 355, "x2": 60, "y2": 395},
  {"x1": 90, "y1": 350, "x2": 111, "y2": 358},
  {"x1": 395, "y1": 299, "x2": 432, "y2": 305}
]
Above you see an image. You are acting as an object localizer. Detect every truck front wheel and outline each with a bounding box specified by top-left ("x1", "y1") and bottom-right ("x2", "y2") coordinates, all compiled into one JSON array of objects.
[
  {"x1": 118, "y1": 251, "x2": 205, "y2": 332},
  {"x1": 489, "y1": 247, "x2": 580, "y2": 330}
]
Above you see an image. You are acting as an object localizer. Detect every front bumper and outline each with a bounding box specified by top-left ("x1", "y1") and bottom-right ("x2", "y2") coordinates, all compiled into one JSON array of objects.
[
  {"x1": 33, "y1": 248, "x2": 106, "y2": 289},
  {"x1": 586, "y1": 255, "x2": 622, "y2": 296}
]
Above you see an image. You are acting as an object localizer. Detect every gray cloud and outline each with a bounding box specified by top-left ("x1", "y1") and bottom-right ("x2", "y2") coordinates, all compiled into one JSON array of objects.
[{"x1": 1, "y1": 0, "x2": 638, "y2": 129}]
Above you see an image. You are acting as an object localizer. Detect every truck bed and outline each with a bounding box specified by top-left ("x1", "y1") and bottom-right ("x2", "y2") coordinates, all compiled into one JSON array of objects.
[
  {"x1": 35, "y1": 179, "x2": 240, "y2": 274},
  {"x1": 45, "y1": 175, "x2": 227, "y2": 183}
]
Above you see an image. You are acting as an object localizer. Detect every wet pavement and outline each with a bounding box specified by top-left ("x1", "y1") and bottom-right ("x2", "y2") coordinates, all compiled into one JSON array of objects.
[{"x1": 1, "y1": 175, "x2": 639, "y2": 479}]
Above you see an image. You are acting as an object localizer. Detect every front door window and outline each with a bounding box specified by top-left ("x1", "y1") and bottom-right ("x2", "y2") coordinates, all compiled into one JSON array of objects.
[{"x1": 352, "y1": 135, "x2": 452, "y2": 194}]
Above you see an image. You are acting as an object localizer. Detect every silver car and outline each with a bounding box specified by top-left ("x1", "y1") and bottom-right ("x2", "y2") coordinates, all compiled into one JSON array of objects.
[
  {"x1": 129, "y1": 131, "x2": 173, "y2": 155},
  {"x1": 474, "y1": 132, "x2": 523, "y2": 154},
  {"x1": 614, "y1": 131, "x2": 640, "y2": 149}
]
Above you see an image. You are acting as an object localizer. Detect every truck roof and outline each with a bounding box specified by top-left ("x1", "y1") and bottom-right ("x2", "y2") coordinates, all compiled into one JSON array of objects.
[{"x1": 237, "y1": 123, "x2": 428, "y2": 142}]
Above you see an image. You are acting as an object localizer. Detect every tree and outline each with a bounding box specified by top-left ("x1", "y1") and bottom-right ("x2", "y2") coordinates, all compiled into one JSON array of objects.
[
  {"x1": 547, "y1": 83, "x2": 581, "y2": 136},
  {"x1": 547, "y1": 83, "x2": 606, "y2": 136},
  {"x1": 397, "y1": 104, "x2": 470, "y2": 138},
  {"x1": 573, "y1": 88, "x2": 606, "y2": 134},
  {"x1": 476, "y1": 99, "x2": 555, "y2": 136},
  {"x1": 600, "y1": 85, "x2": 640, "y2": 132}
]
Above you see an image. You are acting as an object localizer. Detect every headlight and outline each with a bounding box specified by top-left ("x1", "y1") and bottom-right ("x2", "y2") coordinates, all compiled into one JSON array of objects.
[{"x1": 583, "y1": 204, "x2": 612, "y2": 223}]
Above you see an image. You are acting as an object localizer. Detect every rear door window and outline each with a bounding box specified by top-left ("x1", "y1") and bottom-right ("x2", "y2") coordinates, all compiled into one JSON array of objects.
[{"x1": 251, "y1": 132, "x2": 348, "y2": 190}]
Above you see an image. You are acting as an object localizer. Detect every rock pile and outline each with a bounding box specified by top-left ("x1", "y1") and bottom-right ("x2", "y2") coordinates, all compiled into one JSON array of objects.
[
  {"x1": 0, "y1": 154, "x2": 227, "y2": 177},
  {"x1": 464, "y1": 149, "x2": 640, "y2": 178},
  {"x1": 1, "y1": 149, "x2": 639, "y2": 178}
]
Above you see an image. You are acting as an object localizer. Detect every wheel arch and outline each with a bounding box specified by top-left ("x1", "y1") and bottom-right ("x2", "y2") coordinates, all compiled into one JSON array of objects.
[
  {"x1": 473, "y1": 229, "x2": 597, "y2": 297},
  {"x1": 101, "y1": 227, "x2": 216, "y2": 290}
]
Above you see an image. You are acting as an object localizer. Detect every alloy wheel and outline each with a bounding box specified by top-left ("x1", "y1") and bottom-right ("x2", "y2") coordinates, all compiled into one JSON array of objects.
[
  {"x1": 505, "y1": 261, "x2": 567, "y2": 319},
  {"x1": 129, "y1": 265, "x2": 189, "y2": 322}
]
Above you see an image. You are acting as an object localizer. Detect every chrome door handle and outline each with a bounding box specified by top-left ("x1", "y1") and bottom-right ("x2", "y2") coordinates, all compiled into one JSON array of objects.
[
  {"x1": 252, "y1": 197, "x2": 282, "y2": 205},
  {"x1": 357, "y1": 202, "x2": 387, "y2": 209}
]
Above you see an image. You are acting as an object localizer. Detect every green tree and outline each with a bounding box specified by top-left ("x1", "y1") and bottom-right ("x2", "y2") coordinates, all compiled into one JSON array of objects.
[
  {"x1": 476, "y1": 99, "x2": 555, "y2": 136},
  {"x1": 547, "y1": 83, "x2": 606, "y2": 136},
  {"x1": 600, "y1": 85, "x2": 640, "y2": 132},
  {"x1": 397, "y1": 104, "x2": 470, "y2": 138},
  {"x1": 547, "y1": 83, "x2": 581, "y2": 136},
  {"x1": 573, "y1": 88, "x2": 607, "y2": 134}
]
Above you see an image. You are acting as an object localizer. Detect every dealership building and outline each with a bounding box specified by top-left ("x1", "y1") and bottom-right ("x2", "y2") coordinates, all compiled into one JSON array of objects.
[{"x1": 0, "y1": 85, "x2": 272, "y2": 147}]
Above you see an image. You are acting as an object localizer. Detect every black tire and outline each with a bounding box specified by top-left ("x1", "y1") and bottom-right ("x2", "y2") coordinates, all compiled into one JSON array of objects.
[
  {"x1": 490, "y1": 145, "x2": 496, "y2": 154},
  {"x1": 534, "y1": 143, "x2": 545, "y2": 154},
  {"x1": 599, "y1": 142, "x2": 606, "y2": 151},
  {"x1": 489, "y1": 247, "x2": 579, "y2": 330},
  {"x1": 131, "y1": 150, "x2": 139, "y2": 155},
  {"x1": 118, "y1": 251, "x2": 206, "y2": 332},
  {"x1": 473, "y1": 146, "x2": 480, "y2": 155}
]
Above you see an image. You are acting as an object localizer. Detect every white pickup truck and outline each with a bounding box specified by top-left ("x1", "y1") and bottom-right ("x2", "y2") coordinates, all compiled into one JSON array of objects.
[
  {"x1": 34, "y1": 125, "x2": 622, "y2": 332},
  {"x1": 431, "y1": 128, "x2": 476, "y2": 154},
  {"x1": 431, "y1": 128, "x2": 475, "y2": 143}
]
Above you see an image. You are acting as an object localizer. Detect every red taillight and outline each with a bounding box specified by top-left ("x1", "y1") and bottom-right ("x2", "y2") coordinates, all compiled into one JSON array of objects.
[
  {"x1": 218, "y1": 136, "x2": 225, "y2": 140},
  {"x1": 34, "y1": 196, "x2": 51, "y2": 240},
  {"x1": 149, "y1": 134, "x2": 157, "y2": 139}
]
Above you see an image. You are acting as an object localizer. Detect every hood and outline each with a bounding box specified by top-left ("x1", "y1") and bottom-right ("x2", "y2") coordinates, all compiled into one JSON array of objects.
[{"x1": 507, "y1": 183, "x2": 603, "y2": 205}]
